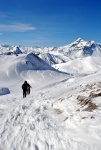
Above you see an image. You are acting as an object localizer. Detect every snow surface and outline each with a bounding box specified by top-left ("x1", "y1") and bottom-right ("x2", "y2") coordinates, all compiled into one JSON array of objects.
[{"x1": 0, "y1": 39, "x2": 101, "y2": 150}]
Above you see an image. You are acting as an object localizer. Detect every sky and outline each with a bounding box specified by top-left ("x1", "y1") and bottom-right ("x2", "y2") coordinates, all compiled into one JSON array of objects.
[{"x1": 0, "y1": 0, "x2": 101, "y2": 47}]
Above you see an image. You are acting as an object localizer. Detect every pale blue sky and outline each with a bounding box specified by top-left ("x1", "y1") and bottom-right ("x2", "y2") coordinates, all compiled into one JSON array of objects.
[{"x1": 0, "y1": 0, "x2": 101, "y2": 47}]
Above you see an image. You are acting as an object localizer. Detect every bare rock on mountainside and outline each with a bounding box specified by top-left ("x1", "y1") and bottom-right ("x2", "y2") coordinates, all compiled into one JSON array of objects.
[{"x1": 77, "y1": 82, "x2": 101, "y2": 112}]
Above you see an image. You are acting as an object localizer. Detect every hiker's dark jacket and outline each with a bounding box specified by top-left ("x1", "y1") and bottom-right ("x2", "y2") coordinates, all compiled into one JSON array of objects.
[{"x1": 22, "y1": 82, "x2": 28, "y2": 91}]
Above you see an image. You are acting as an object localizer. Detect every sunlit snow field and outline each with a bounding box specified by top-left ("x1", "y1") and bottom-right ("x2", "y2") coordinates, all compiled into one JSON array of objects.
[{"x1": 0, "y1": 39, "x2": 101, "y2": 150}]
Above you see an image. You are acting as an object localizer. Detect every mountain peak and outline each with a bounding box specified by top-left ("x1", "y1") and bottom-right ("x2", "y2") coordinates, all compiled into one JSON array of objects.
[
  {"x1": 68, "y1": 38, "x2": 85, "y2": 48},
  {"x1": 75, "y1": 38, "x2": 83, "y2": 42}
]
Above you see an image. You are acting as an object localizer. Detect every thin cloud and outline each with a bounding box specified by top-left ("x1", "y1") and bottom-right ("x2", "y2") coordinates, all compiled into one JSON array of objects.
[{"x1": 0, "y1": 23, "x2": 36, "y2": 32}]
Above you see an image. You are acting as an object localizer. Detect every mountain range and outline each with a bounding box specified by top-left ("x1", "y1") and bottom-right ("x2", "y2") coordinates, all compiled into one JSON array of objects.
[
  {"x1": 1, "y1": 38, "x2": 101, "y2": 61},
  {"x1": 1, "y1": 38, "x2": 101, "y2": 74}
]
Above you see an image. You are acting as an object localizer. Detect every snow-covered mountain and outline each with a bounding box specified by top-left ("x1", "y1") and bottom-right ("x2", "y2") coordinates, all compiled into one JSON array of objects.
[
  {"x1": 1, "y1": 38, "x2": 101, "y2": 74},
  {"x1": 1, "y1": 38, "x2": 101, "y2": 62},
  {"x1": 1, "y1": 39, "x2": 101, "y2": 150}
]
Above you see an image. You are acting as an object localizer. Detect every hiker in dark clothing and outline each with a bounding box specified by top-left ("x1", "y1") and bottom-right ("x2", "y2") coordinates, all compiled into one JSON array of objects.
[
  {"x1": 22, "y1": 81, "x2": 27, "y2": 98},
  {"x1": 27, "y1": 83, "x2": 32, "y2": 94},
  {"x1": 22, "y1": 81, "x2": 31, "y2": 98}
]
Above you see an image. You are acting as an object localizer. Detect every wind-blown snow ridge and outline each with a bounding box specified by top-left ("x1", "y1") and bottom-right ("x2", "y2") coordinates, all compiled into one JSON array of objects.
[{"x1": 0, "y1": 39, "x2": 101, "y2": 150}]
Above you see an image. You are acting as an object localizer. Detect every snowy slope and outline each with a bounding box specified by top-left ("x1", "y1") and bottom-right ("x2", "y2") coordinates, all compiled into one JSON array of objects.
[{"x1": 0, "y1": 39, "x2": 101, "y2": 150}]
